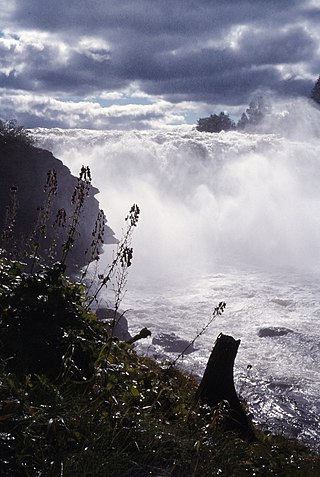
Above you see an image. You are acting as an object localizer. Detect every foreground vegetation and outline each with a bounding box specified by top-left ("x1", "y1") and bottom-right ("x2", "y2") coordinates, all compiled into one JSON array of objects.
[
  {"x1": 1, "y1": 256, "x2": 320, "y2": 476},
  {"x1": 0, "y1": 122, "x2": 319, "y2": 475}
]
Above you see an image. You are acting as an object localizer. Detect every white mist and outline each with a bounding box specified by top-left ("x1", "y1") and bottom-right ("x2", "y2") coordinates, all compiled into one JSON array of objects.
[{"x1": 33, "y1": 98, "x2": 320, "y2": 450}]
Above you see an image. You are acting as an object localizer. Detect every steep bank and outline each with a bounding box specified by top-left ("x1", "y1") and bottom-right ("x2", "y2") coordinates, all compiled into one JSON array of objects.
[
  {"x1": 0, "y1": 141, "x2": 117, "y2": 270},
  {"x1": 0, "y1": 256, "x2": 319, "y2": 476}
]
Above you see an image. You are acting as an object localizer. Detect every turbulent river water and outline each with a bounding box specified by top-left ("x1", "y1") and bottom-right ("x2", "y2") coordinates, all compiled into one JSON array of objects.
[{"x1": 33, "y1": 99, "x2": 320, "y2": 451}]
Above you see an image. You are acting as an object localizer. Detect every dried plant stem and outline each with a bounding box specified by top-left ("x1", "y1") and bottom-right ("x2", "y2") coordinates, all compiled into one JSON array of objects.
[
  {"x1": 170, "y1": 301, "x2": 226, "y2": 367},
  {"x1": 81, "y1": 209, "x2": 106, "y2": 283},
  {"x1": 0, "y1": 185, "x2": 19, "y2": 257},
  {"x1": 85, "y1": 204, "x2": 140, "y2": 310},
  {"x1": 60, "y1": 166, "x2": 91, "y2": 267},
  {"x1": 29, "y1": 169, "x2": 58, "y2": 273}
]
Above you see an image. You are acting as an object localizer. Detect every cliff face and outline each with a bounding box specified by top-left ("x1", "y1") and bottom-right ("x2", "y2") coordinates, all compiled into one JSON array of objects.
[{"x1": 0, "y1": 142, "x2": 117, "y2": 271}]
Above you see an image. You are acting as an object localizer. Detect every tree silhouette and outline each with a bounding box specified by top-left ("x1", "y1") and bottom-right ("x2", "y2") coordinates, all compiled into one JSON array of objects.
[
  {"x1": 196, "y1": 95, "x2": 272, "y2": 134},
  {"x1": 311, "y1": 75, "x2": 320, "y2": 105},
  {"x1": 196, "y1": 112, "x2": 235, "y2": 133},
  {"x1": 237, "y1": 112, "x2": 249, "y2": 130},
  {"x1": 0, "y1": 119, "x2": 34, "y2": 147},
  {"x1": 245, "y1": 96, "x2": 270, "y2": 127}
]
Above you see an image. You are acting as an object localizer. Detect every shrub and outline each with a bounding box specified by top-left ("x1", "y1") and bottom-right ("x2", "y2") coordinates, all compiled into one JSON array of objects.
[{"x1": 0, "y1": 257, "x2": 103, "y2": 379}]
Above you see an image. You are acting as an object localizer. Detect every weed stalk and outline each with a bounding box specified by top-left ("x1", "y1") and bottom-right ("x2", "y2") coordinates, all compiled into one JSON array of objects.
[
  {"x1": 60, "y1": 166, "x2": 92, "y2": 266},
  {"x1": 85, "y1": 204, "x2": 140, "y2": 309},
  {"x1": 170, "y1": 301, "x2": 226, "y2": 367},
  {"x1": 0, "y1": 184, "x2": 19, "y2": 257},
  {"x1": 29, "y1": 169, "x2": 58, "y2": 273}
]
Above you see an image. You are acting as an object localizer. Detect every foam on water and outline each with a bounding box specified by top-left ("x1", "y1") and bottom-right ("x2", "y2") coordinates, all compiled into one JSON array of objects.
[
  {"x1": 33, "y1": 98, "x2": 320, "y2": 450},
  {"x1": 119, "y1": 267, "x2": 320, "y2": 448}
]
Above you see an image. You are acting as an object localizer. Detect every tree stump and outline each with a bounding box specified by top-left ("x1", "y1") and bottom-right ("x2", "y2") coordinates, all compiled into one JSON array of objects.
[{"x1": 196, "y1": 333, "x2": 255, "y2": 439}]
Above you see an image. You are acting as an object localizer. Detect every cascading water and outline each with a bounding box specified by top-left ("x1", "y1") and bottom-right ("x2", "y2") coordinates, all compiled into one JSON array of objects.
[{"x1": 33, "y1": 98, "x2": 320, "y2": 450}]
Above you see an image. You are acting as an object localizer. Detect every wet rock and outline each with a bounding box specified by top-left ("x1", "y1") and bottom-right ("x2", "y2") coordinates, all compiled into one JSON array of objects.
[
  {"x1": 95, "y1": 308, "x2": 131, "y2": 341},
  {"x1": 270, "y1": 298, "x2": 293, "y2": 307},
  {"x1": 152, "y1": 332, "x2": 195, "y2": 354},
  {"x1": 258, "y1": 327, "x2": 293, "y2": 338}
]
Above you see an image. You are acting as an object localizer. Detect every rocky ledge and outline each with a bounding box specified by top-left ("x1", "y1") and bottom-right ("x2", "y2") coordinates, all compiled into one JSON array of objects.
[{"x1": 0, "y1": 141, "x2": 117, "y2": 271}]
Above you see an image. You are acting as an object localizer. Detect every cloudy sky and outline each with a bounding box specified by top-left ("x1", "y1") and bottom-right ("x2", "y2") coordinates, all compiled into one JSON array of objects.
[{"x1": 0, "y1": 0, "x2": 319, "y2": 129}]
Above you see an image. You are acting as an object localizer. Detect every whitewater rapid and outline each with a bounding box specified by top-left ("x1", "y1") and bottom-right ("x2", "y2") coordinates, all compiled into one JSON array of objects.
[{"x1": 33, "y1": 99, "x2": 320, "y2": 450}]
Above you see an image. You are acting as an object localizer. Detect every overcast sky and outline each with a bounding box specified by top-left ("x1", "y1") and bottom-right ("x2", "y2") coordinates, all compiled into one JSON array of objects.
[{"x1": 0, "y1": 0, "x2": 319, "y2": 129}]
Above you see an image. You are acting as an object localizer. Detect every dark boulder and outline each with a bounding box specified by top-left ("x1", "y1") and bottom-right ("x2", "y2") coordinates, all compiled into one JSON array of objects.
[
  {"x1": 258, "y1": 327, "x2": 293, "y2": 338},
  {"x1": 152, "y1": 332, "x2": 195, "y2": 354},
  {"x1": 95, "y1": 308, "x2": 131, "y2": 341}
]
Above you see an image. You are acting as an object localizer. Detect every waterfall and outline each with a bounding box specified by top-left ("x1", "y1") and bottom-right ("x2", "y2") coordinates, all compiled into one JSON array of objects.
[
  {"x1": 34, "y1": 98, "x2": 320, "y2": 280},
  {"x1": 33, "y1": 98, "x2": 320, "y2": 450}
]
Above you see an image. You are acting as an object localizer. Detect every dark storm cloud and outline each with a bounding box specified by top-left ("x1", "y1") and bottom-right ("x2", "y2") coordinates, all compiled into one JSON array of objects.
[
  {"x1": 141, "y1": 67, "x2": 284, "y2": 105},
  {"x1": 111, "y1": 23, "x2": 315, "y2": 104},
  {"x1": 0, "y1": 32, "x2": 128, "y2": 95},
  {"x1": 11, "y1": 0, "x2": 302, "y2": 35},
  {"x1": 33, "y1": 51, "x2": 128, "y2": 95},
  {"x1": 0, "y1": 0, "x2": 319, "y2": 127},
  {"x1": 237, "y1": 27, "x2": 315, "y2": 66}
]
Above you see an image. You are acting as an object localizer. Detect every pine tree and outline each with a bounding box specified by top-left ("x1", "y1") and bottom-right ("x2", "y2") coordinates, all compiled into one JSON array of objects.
[
  {"x1": 237, "y1": 112, "x2": 249, "y2": 130},
  {"x1": 245, "y1": 96, "x2": 270, "y2": 126},
  {"x1": 311, "y1": 75, "x2": 320, "y2": 105}
]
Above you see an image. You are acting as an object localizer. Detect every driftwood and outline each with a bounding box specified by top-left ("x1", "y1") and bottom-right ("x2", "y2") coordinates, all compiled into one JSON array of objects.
[
  {"x1": 126, "y1": 327, "x2": 151, "y2": 345},
  {"x1": 196, "y1": 333, "x2": 255, "y2": 439}
]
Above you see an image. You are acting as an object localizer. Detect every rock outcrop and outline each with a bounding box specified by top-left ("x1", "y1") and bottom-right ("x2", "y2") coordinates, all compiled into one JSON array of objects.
[
  {"x1": 152, "y1": 332, "x2": 195, "y2": 354},
  {"x1": 0, "y1": 141, "x2": 117, "y2": 271},
  {"x1": 95, "y1": 308, "x2": 132, "y2": 341}
]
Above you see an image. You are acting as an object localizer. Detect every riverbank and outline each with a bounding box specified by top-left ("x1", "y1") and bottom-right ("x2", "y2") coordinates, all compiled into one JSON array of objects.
[{"x1": 1, "y1": 257, "x2": 319, "y2": 476}]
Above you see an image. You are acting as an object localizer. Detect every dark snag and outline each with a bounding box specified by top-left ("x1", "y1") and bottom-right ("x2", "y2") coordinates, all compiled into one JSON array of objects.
[
  {"x1": 196, "y1": 333, "x2": 255, "y2": 440},
  {"x1": 126, "y1": 327, "x2": 151, "y2": 345}
]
